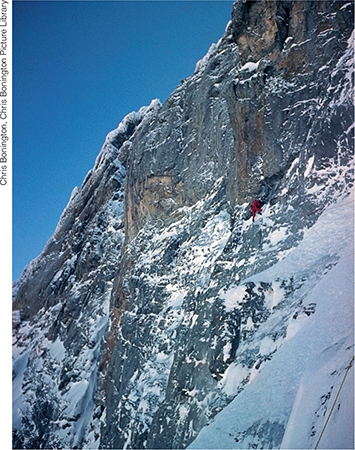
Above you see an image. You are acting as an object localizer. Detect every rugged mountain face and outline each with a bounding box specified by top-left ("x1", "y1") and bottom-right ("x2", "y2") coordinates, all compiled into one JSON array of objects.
[{"x1": 13, "y1": 1, "x2": 354, "y2": 449}]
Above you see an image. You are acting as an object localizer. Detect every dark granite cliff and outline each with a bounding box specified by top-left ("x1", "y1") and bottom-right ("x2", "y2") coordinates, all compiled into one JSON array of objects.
[{"x1": 13, "y1": 1, "x2": 354, "y2": 449}]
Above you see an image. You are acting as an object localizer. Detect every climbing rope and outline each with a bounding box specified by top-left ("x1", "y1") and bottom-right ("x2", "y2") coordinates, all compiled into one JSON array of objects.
[
  {"x1": 324, "y1": 199, "x2": 354, "y2": 211},
  {"x1": 314, "y1": 354, "x2": 355, "y2": 449}
]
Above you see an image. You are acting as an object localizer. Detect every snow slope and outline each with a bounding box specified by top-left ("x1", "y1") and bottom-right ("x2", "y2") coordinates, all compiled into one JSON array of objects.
[{"x1": 189, "y1": 191, "x2": 354, "y2": 449}]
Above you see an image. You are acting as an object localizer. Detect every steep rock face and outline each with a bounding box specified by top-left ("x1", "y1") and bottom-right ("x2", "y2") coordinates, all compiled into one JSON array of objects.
[
  {"x1": 123, "y1": 0, "x2": 353, "y2": 243},
  {"x1": 12, "y1": 1, "x2": 354, "y2": 449},
  {"x1": 99, "y1": 1, "x2": 353, "y2": 448},
  {"x1": 12, "y1": 103, "x2": 160, "y2": 448}
]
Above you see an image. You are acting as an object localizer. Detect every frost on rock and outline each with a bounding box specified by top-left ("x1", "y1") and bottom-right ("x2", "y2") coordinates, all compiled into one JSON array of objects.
[
  {"x1": 189, "y1": 189, "x2": 354, "y2": 449},
  {"x1": 94, "y1": 98, "x2": 162, "y2": 171},
  {"x1": 12, "y1": 1, "x2": 354, "y2": 449},
  {"x1": 12, "y1": 119, "x2": 128, "y2": 448}
]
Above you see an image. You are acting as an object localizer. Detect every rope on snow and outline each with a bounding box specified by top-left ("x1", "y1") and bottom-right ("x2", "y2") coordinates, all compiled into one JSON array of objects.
[{"x1": 314, "y1": 355, "x2": 355, "y2": 449}]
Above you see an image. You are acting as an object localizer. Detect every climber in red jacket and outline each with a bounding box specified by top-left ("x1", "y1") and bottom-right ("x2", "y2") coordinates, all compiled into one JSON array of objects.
[{"x1": 250, "y1": 199, "x2": 262, "y2": 222}]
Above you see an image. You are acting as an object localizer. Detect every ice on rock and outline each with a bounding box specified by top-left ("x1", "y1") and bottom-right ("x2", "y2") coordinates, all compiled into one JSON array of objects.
[{"x1": 12, "y1": 1, "x2": 354, "y2": 449}]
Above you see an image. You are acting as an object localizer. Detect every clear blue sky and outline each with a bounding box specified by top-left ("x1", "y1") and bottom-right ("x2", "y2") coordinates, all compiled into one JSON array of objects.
[{"x1": 13, "y1": 0, "x2": 234, "y2": 280}]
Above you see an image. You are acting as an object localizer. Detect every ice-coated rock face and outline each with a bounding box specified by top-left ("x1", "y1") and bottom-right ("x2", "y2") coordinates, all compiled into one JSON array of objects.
[{"x1": 13, "y1": 1, "x2": 354, "y2": 449}]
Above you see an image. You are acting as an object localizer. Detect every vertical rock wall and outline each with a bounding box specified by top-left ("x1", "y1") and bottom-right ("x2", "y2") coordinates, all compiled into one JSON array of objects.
[{"x1": 12, "y1": 1, "x2": 354, "y2": 449}]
